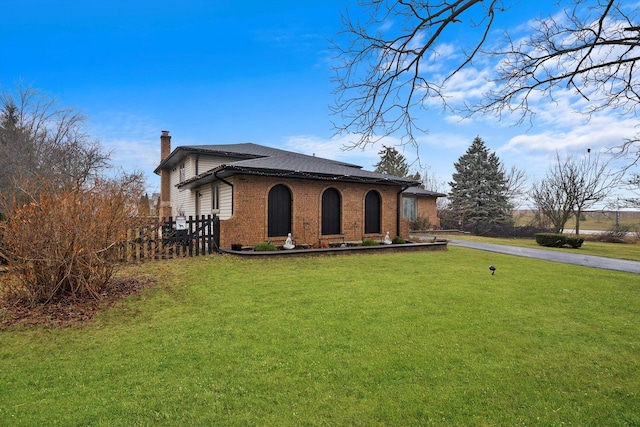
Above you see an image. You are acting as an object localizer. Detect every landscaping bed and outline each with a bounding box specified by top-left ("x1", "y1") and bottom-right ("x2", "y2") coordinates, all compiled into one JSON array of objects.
[{"x1": 222, "y1": 240, "x2": 448, "y2": 257}]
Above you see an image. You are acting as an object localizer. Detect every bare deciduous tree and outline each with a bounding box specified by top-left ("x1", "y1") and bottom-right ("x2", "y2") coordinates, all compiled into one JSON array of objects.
[
  {"x1": 503, "y1": 165, "x2": 528, "y2": 213},
  {"x1": 531, "y1": 175, "x2": 575, "y2": 234},
  {"x1": 624, "y1": 173, "x2": 640, "y2": 208},
  {"x1": 332, "y1": 0, "x2": 640, "y2": 159},
  {"x1": 0, "y1": 83, "x2": 111, "y2": 201},
  {"x1": 530, "y1": 151, "x2": 621, "y2": 234},
  {"x1": 0, "y1": 85, "x2": 150, "y2": 306}
]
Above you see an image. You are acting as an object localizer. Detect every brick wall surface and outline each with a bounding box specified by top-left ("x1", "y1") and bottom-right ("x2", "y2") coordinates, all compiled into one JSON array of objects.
[
  {"x1": 417, "y1": 196, "x2": 441, "y2": 228},
  {"x1": 219, "y1": 175, "x2": 408, "y2": 248}
]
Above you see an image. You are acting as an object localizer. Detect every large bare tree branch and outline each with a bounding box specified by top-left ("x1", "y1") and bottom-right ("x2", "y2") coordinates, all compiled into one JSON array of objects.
[
  {"x1": 478, "y1": 0, "x2": 640, "y2": 123},
  {"x1": 332, "y1": 0, "x2": 640, "y2": 161},
  {"x1": 332, "y1": 0, "x2": 500, "y2": 148},
  {"x1": 0, "y1": 83, "x2": 111, "y2": 197}
]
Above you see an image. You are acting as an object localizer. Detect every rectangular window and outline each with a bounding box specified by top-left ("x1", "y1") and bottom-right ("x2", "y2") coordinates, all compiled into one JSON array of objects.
[
  {"x1": 179, "y1": 162, "x2": 186, "y2": 182},
  {"x1": 402, "y1": 197, "x2": 417, "y2": 220},
  {"x1": 211, "y1": 184, "x2": 220, "y2": 212}
]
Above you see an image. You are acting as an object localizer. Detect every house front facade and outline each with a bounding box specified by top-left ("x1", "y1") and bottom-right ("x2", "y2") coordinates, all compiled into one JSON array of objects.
[
  {"x1": 402, "y1": 186, "x2": 447, "y2": 229},
  {"x1": 154, "y1": 131, "x2": 431, "y2": 249}
]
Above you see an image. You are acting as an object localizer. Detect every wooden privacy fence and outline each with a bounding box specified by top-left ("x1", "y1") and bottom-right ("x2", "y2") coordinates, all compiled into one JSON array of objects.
[{"x1": 121, "y1": 215, "x2": 220, "y2": 261}]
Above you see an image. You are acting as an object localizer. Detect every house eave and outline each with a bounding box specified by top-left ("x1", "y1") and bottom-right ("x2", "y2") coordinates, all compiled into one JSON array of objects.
[
  {"x1": 176, "y1": 165, "x2": 419, "y2": 190},
  {"x1": 154, "y1": 146, "x2": 262, "y2": 175},
  {"x1": 402, "y1": 187, "x2": 448, "y2": 198}
]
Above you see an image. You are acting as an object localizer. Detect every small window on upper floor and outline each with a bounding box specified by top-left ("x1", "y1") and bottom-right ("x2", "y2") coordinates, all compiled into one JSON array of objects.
[{"x1": 179, "y1": 162, "x2": 186, "y2": 182}]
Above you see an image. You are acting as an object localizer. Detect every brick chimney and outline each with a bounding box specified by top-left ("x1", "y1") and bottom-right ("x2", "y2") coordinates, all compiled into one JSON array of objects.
[{"x1": 159, "y1": 131, "x2": 172, "y2": 219}]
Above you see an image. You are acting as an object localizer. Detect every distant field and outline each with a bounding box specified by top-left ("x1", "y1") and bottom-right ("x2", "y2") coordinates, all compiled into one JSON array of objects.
[{"x1": 513, "y1": 210, "x2": 640, "y2": 230}]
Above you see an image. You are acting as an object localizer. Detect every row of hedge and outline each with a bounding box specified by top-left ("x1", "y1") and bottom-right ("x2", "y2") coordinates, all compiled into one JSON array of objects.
[{"x1": 535, "y1": 233, "x2": 584, "y2": 249}]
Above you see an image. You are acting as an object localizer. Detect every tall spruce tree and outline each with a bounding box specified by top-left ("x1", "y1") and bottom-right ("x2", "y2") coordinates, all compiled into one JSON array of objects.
[
  {"x1": 448, "y1": 136, "x2": 512, "y2": 232},
  {"x1": 374, "y1": 145, "x2": 409, "y2": 177}
]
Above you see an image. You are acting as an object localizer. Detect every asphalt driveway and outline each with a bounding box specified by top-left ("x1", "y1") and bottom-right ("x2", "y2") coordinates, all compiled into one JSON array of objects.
[{"x1": 448, "y1": 240, "x2": 640, "y2": 274}]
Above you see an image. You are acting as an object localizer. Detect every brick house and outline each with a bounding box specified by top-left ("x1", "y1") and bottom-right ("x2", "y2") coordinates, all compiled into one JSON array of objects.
[
  {"x1": 402, "y1": 186, "x2": 447, "y2": 229},
  {"x1": 154, "y1": 131, "x2": 441, "y2": 248}
]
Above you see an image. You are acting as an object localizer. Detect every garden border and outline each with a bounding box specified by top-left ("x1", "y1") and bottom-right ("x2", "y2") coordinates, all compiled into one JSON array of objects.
[{"x1": 221, "y1": 241, "x2": 448, "y2": 257}]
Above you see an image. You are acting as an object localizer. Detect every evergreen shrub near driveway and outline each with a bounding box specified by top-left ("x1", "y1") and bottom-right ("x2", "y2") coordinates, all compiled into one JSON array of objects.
[{"x1": 535, "y1": 233, "x2": 584, "y2": 248}]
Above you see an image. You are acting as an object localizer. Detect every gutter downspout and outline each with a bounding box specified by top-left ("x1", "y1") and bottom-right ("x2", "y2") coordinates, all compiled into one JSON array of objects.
[
  {"x1": 396, "y1": 185, "x2": 411, "y2": 238},
  {"x1": 214, "y1": 169, "x2": 234, "y2": 215}
]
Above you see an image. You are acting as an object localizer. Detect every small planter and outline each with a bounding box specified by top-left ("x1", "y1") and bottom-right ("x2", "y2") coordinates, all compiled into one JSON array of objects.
[{"x1": 231, "y1": 243, "x2": 242, "y2": 251}]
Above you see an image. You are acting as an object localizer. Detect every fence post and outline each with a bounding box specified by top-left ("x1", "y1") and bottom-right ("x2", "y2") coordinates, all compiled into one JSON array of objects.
[
  {"x1": 120, "y1": 215, "x2": 222, "y2": 262},
  {"x1": 200, "y1": 215, "x2": 206, "y2": 255},
  {"x1": 187, "y1": 216, "x2": 193, "y2": 257},
  {"x1": 207, "y1": 215, "x2": 213, "y2": 254}
]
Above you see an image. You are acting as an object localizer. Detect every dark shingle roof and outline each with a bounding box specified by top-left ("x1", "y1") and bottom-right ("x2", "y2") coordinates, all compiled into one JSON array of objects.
[
  {"x1": 403, "y1": 186, "x2": 447, "y2": 198},
  {"x1": 157, "y1": 143, "x2": 420, "y2": 188}
]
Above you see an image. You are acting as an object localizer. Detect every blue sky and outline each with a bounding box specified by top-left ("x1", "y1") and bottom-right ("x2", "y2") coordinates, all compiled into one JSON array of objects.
[{"x1": 1, "y1": 1, "x2": 637, "y2": 206}]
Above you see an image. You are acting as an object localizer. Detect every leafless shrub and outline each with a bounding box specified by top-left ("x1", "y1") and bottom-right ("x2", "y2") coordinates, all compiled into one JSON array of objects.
[
  {"x1": 409, "y1": 216, "x2": 432, "y2": 231},
  {"x1": 592, "y1": 224, "x2": 638, "y2": 244},
  {"x1": 0, "y1": 173, "x2": 147, "y2": 305}
]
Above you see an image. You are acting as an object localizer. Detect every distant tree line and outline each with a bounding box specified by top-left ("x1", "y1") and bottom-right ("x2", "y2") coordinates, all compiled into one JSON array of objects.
[{"x1": 374, "y1": 135, "x2": 627, "y2": 235}]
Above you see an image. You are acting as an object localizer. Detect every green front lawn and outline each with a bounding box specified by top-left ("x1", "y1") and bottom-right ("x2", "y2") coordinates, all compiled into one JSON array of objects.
[{"x1": 1, "y1": 249, "x2": 639, "y2": 425}]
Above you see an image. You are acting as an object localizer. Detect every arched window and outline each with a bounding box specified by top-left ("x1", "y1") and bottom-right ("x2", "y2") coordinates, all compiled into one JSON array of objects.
[
  {"x1": 321, "y1": 188, "x2": 341, "y2": 235},
  {"x1": 268, "y1": 184, "x2": 292, "y2": 237},
  {"x1": 364, "y1": 190, "x2": 381, "y2": 234}
]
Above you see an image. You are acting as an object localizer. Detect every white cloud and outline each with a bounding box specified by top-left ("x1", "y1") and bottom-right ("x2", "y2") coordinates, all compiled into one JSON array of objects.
[
  {"x1": 419, "y1": 132, "x2": 470, "y2": 150},
  {"x1": 90, "y1": 111, "x2": 162, "y2": 192},
  {"x1": 502, "y1": 113, "x2": 639, "y2": 156}
]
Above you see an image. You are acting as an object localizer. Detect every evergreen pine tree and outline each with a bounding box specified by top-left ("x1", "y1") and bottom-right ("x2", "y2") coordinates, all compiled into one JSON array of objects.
[
  {"x1": 448, "y1": 136, "x2": 512, "y2": 231},
  {"x1": 0, "y1": 102, "x2": 26, "y2": 199},
  {"x1": 373, "y1": 145, "x2": 409, "y2": 177}
]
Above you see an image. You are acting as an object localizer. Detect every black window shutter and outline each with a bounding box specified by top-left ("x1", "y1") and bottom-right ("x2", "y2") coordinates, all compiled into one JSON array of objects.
[
  {"x1": 365, "y1": 191, "x2": 381, "y2": 234},
  {"x1": 268, "y1": 184, "x2": 292, "y2": 237},
  {"x1": 322, "y1": 188, "x2": 341, "y2": 235}
]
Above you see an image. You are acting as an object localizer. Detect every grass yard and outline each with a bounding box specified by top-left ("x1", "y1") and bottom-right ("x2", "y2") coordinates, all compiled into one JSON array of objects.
[{"x1": 1, "y1": 248, "x2": 639, "y2": 426}]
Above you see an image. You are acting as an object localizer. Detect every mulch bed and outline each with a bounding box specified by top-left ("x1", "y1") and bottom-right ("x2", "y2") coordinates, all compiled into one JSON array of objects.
[{"x1": 0, "y1": 275, "x2": 154, "y2": 330}]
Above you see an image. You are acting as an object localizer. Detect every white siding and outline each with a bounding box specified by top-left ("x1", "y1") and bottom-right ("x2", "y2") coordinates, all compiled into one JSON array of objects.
[
  {"x1": 174, "y1": 188, "x2": 196, "y2": 217},
  {"x1": 218, "y1": 178, "x2": 234, "y2": 220},
  {"x1": 170, "y1": 155, "x2": 197, "y2": 217},
  {"x1": 196, "y1": 187, "x2": 210, "y2": 217},
  {"x1": 168, "y1": 155, "x2": 235, "y2": 219},
  {"x1": 198, "y1": 155, "x2": 229, "y2": 172}
]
